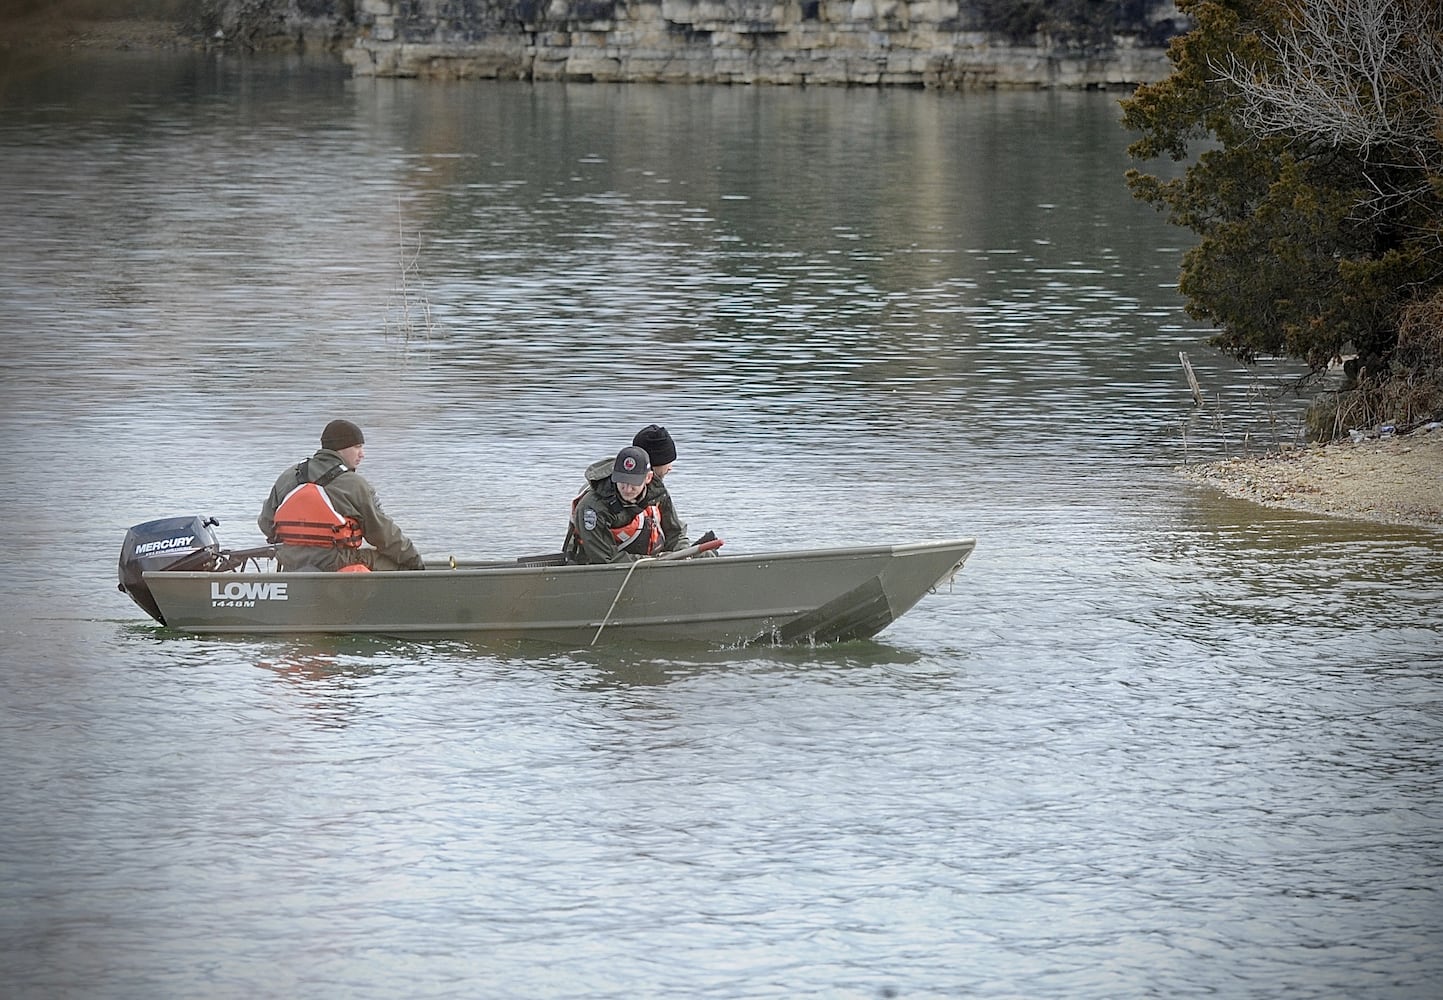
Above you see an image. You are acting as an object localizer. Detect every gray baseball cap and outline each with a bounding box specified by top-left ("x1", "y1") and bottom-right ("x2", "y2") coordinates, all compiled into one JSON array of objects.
[{"x1": 611, "y1": 445, "x2": 651, "y2": 486}]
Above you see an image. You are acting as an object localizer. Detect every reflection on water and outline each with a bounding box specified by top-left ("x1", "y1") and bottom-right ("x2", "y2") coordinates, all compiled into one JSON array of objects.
[{"x1": 1, "y1": 51, "x2": 1439, "y2": 1000}]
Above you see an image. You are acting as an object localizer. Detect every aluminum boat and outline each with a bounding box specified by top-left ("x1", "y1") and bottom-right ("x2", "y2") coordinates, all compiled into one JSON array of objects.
[{"x1": 119, "y1": 515, "x2": 975, "y2": 646}]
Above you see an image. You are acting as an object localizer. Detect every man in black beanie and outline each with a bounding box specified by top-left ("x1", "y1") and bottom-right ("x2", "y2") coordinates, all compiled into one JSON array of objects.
[
  {"x1": 629, "y1": 423, "x2": 707, "y2": 556},
  {"x1": 631, "y1": 424, "x2": 677, "y2": 478},
  {"x1": 320, "y1": 418, "x2": 364, "y2": 452},
  {"x1": 258, "y1": 420, "x2": 425, "y2": 572}
]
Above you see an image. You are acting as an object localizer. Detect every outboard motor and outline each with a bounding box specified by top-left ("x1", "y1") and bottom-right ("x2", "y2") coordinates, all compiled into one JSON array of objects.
[{"x1": 118, "y1": 515, "x2": 224, "y2": 625}]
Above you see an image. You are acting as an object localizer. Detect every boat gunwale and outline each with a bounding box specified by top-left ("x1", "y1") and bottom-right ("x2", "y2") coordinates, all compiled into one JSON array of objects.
[{"x1": 143, "y1": 538, "x2": 978, "y2": 582}]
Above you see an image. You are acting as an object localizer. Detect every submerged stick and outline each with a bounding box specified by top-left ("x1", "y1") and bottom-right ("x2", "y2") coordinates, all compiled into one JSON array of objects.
[{"x1": 1179, "y1": 351, "x2": 1204, "y2": 406}]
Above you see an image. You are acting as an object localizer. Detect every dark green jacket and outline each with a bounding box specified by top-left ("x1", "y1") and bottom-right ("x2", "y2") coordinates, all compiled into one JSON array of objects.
[{"x1": 258, "y1": 449, "x2": 425, "y2": 571}]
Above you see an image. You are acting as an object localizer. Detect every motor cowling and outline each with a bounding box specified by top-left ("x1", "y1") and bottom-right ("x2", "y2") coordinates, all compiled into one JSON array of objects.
[{"x1": 118, "y1": 516, "x2": 223, "y2": 624}]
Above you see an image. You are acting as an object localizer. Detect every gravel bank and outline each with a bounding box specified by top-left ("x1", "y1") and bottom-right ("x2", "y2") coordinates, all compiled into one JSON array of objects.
[{"x1": 1182, "y1": 426, "x2": 1443, "y2": 529}]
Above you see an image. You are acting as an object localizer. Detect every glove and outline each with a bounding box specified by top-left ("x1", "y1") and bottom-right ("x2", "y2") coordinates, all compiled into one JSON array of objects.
[{"x1": 696, "y1": 530, "x2": 717, "y2": 546}]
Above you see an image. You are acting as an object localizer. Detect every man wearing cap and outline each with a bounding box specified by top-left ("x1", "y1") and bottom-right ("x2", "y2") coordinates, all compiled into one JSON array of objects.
[
  {"x1": 563, "y1": 424, "x2": 694, "y2": 561},
  {"x1": 258, "y1": 419, "x2": 425, "y2": 572},
  {"x1": 563, "y1": 445, "x2": 670, "y2": 564}
]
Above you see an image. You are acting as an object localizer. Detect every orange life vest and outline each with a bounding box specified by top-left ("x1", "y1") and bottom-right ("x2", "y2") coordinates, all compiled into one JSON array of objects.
[
  {"x1": 611, "y1": 503, "x2": 664, "y2": 556},
  {"x1": 564, "y1": 488, "x2": 664, "y2": 560},
  {"x1": 272, "y1": 481, "x2": 364, "y2": 548}
]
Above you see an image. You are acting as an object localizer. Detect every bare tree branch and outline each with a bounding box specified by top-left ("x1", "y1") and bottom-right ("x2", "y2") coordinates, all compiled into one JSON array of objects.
[{"x1": 1211, "y1": 0, "x2": 1443, "y2": 195}]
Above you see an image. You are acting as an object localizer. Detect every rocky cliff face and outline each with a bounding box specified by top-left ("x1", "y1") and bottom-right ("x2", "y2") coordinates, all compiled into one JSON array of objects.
[{"x1": 212, "y1": 0, "x2": 1189, "y2": 88}]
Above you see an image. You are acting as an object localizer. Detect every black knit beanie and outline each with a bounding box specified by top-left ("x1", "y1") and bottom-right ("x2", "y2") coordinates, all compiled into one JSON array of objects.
[
  {"x1": 321, "y1": 419, "x2": 365, "y2": 451},
  {"x1": 632, "y1": 424, "x2": 676, "y2": 466}
]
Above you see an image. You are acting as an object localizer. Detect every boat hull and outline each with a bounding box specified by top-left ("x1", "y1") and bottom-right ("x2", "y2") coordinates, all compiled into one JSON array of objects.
[{"x1": 142, "y1": 539, "x2": 975, "y2": 646}]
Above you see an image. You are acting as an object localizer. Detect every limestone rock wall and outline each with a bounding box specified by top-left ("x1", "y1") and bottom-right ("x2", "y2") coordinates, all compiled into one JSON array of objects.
[
  {"x1": 341, "y1": 0, "x2": 1188, "y2": 88},
  {"x1": 202, "y1": 0, "x2": 359, "y2": 51}
]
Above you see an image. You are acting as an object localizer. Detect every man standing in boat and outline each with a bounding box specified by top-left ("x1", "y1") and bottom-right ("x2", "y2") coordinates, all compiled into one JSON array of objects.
[{"x1": 258, "y1": 419, "x2": 425, "y2": 572}]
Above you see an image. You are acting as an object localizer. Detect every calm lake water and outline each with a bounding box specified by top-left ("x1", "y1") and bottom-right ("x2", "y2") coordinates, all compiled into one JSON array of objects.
[{"x1": 1, "y1": 51, "x2": 1440, "y2": 999}]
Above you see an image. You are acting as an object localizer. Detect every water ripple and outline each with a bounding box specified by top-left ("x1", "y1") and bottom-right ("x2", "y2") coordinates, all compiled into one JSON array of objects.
[{"x1": 1, "y1": 54, "x2": 1439, "y2": 1000}]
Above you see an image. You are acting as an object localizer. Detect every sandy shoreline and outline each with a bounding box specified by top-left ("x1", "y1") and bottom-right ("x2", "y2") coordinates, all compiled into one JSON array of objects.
[{"x1": 1181, "y1": 425, "x2": 1443, "y2": 529}]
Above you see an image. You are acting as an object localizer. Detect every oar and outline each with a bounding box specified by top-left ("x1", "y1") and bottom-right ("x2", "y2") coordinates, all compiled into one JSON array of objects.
[
  {"x1": 443, "y1": 556, "x2": 494, "y2": 569},
  {"x1": 440, "y1": 553, "x2": 563, "y2": 569},
  {"x1": 439, "y1": 540, "x2": 720, "y2": 570},
  {"x1": 653, "y1": 538, "x2": 724, "y2": 561}
]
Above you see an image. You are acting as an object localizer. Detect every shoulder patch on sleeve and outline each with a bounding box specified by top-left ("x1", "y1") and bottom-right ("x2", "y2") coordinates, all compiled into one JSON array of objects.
[{"x1": 582, "y1": 508, "x2": 598, "y2": 531}]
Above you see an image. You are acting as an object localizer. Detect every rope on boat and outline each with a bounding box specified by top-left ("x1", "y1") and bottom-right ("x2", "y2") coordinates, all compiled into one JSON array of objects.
[
  {"x1": 589, "y1": 540, "x2": 722, "y2": 644},
  {"x1": 592, "y1": 557, "x2": 648, "y2": 646}
]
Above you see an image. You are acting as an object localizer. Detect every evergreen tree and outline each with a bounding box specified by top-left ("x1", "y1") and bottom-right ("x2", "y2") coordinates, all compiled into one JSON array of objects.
[{"x1": 1121, "y1": 0, "x2": 1443, "y2": 382}]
